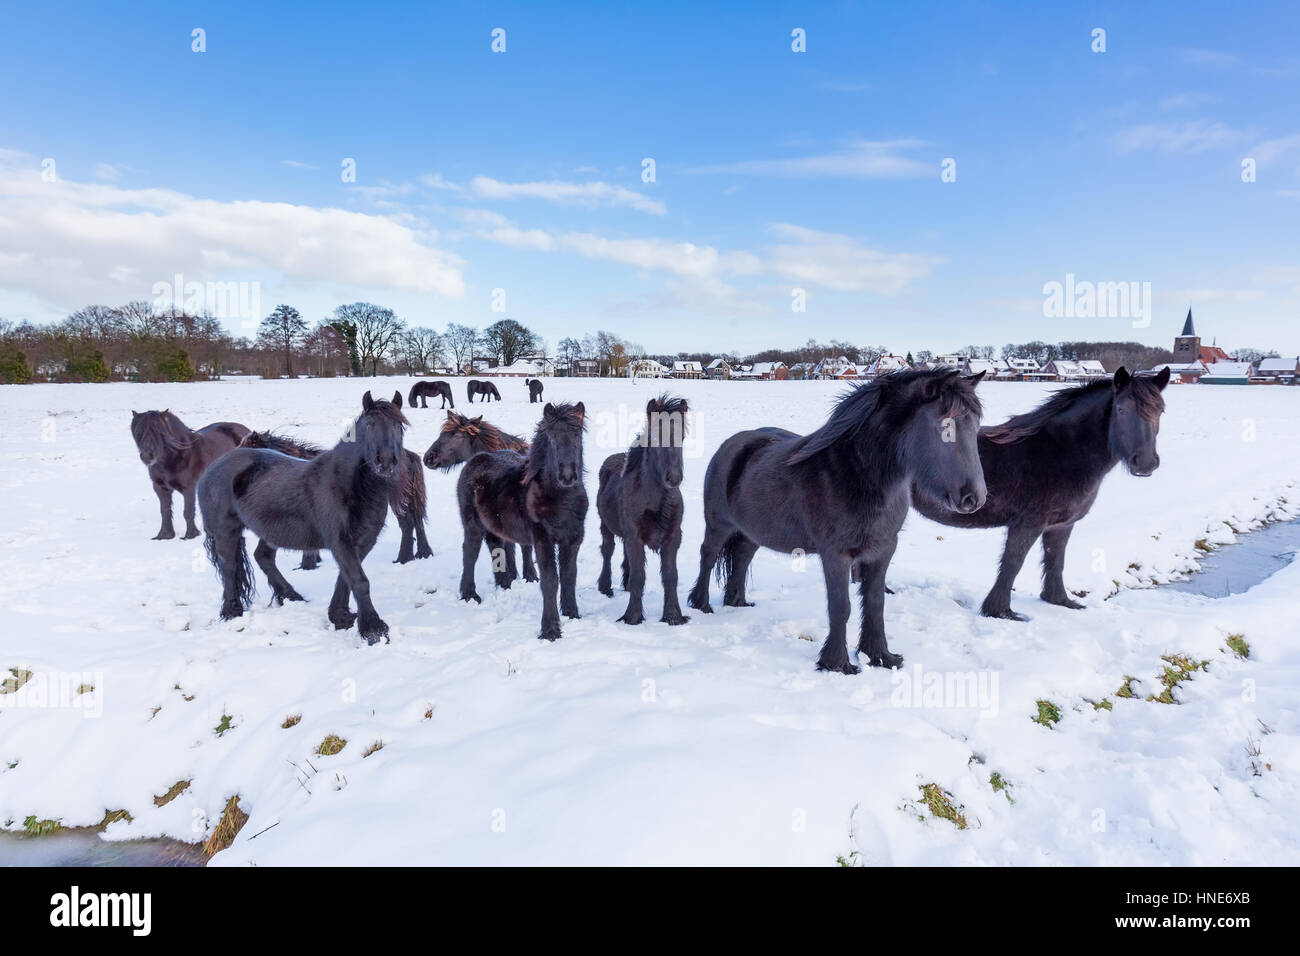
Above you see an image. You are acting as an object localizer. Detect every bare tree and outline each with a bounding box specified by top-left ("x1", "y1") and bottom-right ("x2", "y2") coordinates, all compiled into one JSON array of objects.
[
  {"x1": 333, "y1": 302, "x2": 405, "y2": 376},
  {"x1": 444, "y1": 323, "x2": 479, "y2": 373},
  {"x1": 481, "y1": 319, "x2": 538, "y2": 367},
  {"x1": 257, "y1": 304, "x2": 307, "y2": 377}
]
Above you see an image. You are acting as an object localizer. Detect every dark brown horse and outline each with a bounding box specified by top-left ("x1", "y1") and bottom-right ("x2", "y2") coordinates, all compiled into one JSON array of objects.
[
  {"x1": 526, "y1": 378, "x2": 544, "y2": 403},
  {"x1": 240, "y1": 428, "x2": 431, "y2": 564},
  {"x1": 466, "y1": 379, "x2": 501, "y2": 403},
  {"x1": 596, "y1": 395, "x2": 689, "y2": 625},
  {"x1": 130, "y1": 410, "x2": 250, "y2": 539},
  {"x1": 457, "y1": 402, "x2": 588, "y2": 641},
  {"x1": 409, "y1": 380, "x2": 455, "y2": 409},
  {"x1": 912, "y1": 366, "x2": 1170, "y2": 619}
]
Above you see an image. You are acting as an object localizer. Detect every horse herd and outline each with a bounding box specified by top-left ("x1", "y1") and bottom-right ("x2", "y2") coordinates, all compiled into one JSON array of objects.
[{"x1": 129, "y1": 365, "x2": 1170, "y2": 673}]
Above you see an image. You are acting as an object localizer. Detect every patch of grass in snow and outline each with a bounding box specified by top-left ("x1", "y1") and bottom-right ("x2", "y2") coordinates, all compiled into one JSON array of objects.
[
  {"x1": 989, "y1": 773, "x2": 1014, "y2": 804},
  {"x1": 23, "y1": 815, "x2": 64, "y2": 836},
  {"x1": 1088, "y1": 697, "x2": 1113, "y2": 711},
  {"x1": 213, "y1": 714, "x2": 234, "y2": 736},
  {"x1": 1226, "y1": 634, "x2": 1250, "y2": 659},
  {"x1": 76, "y1": 682, "x2": 93, "y2": 695},
  {"x1": 1194, "y1": 538, "x2": 1213, "y2": 553},
  {"x1": 424, "y1": 705, "x2": 435, "y2": 720},
  {"x1": 1115, "y1": 676, "x2": 1139, "y2": 699},
  {"x1": 316, "y1": 734, "x2": 347, "y2": 756},
  {"x1": 362, "y1": 740, "x2": 384, "y2": 758},
  {"x1": 1146, "y1": 654, "x2": 1208, "y2": 704},
  {"x1": 1032, "y1": 699, "x2": 1062, "y2": 727},
  {"x1": 154, "y1": 779, "x2": 190, "y2": 807},
  {"x1": 96, "y1": 809, "x2": 132, "y2": 829},
  {"x1": 836, "y1": 804, "x2": 863, "y2": 867},
  {"x1": 203, "y1": 796, "x2": 249, "y2": 857},
  {"x1": 918, "y1": 783, "x2": 968, "y2": 829},
  {"x1": 281, "y1": 713, "x2": 302, "y2": 729},
  {"x1": 1, "y1": 668, "x2": 34, "y2": 695}
]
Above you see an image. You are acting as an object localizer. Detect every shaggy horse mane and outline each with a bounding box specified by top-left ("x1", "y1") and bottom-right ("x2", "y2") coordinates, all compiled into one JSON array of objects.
[{"x1": 983, "y1": 373, "x2": 1165, "y2": 445}]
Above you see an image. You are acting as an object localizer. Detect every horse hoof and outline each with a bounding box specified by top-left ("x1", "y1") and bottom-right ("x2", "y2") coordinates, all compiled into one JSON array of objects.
[
  {"x1": 539, "y1": 628, "x2": 562, "y2": 642},
  {"x1": 524, "y1": 573, "x2": 538, "y2": 583},
  {"x1": 661, "y1": 613, "x2": 689, "y2": 626},
  {"x1": 460, "y1": 590, "x2": 482, "y2": 604},
  {"x1": 598, "y1": 585, "x2": 613, "y2": 598},
  {"x1": 153, "y1": 531, "x2": 175, "y2": 541},
  {"x1": 182, "y1": 530, "x2": 200, "y2": 540},
  {"x1": 1043, "y1": 596, "x2": 1085, "y2": 610},
  {"x1": 562, "y1": 608, "x2": 581, "y2": 620},
  {"x1": 983, "y1": 607, "x2": 1028, "y2": 621},
  {"x1": 867, "y1": 650, "x2": 904, "y2": 669},
  {"x1": 618, "y1": 611, "x2": 644, "y2": 626},
  {"x1": 331, "y1": 612, "x2": 357, "y2": 630},
  {"x1": 416, "y1": 549, "x2": 433, "y2": 560},
  {"x1": 219, "y1": 604, "x2": 244, "y2": 621},
  {"x1": 816, "y1": 659, "x2": 861, "y2": 676},
  {"x1": 361, "y1": 623, "x2": 388, "y2": 645}
]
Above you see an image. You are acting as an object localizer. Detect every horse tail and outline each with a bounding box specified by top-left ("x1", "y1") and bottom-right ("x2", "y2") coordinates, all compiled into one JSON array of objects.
[
  {"x1": 404, "y1": 449, "x2": 427, "y2": 520},
  {"x1": 714, "y1": 531, "x2": 745, "y2": 585},
  {"x1": 203, "y1": 527, "x2": 255, "y2": 608}
]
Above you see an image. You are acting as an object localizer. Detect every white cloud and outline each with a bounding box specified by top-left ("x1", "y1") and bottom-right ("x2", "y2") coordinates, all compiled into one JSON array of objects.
[
  {"x1": 420, "y1": 172, "x2": 462, "y2": 192},
  {"x1": 1249, "y1": 133, "x2": 1300, "y2": 166},
  {"x1": 685, "y1": 140, "x2": 931, "y2": 178},
  {"x1": 91, "y1": 163, "x2": 123, "y2": 182},
  {"x1": 763, "y1": 224, "x2": 944, "y2": 292},
  {"x1": 281, "y1": 159, "x2": 318, "y2": 170},
  {"x1": 0, "y1": 150, "x2": 465, "y2": 313},
  {"x1": 1111, "y1": 120, "x2": 1244, "y2": 154},
  {"x1": 470, "y1": 176, "x2": 665, "y2": 214}
]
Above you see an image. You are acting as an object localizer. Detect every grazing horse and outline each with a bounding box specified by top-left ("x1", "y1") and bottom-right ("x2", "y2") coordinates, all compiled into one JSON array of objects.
[
  {"x1": 130, "y1": 410, "x2": 250, "y2": 540},
  {"x1": 408, "y1": 380, "x2": 455, "y2": 409},
  {"x1": 912, "y1": 366, "x2": 1170, "y2": 620},
  {"x1": 526, "y1": 378, "x2": 544, "y2": 403},
  {"x1": 197, "y1": 391, "x2": 409, "y2": 644},
  {"x1": 597, "y1": 395, "x2": 689, "y2": 625},
  {"x1": 421, "y1": 411, "x2": 535, "y2": 583},
  {"x1": 457, "y1": 402, "x2": 588, "y2": 641},
  {"x1": 240, "y1": 429, "x2": 432, "y2": 565},
  {"x1": 687, "y1": 369, "x2": 987, "y2": 673},
  {"x1": 466, "y1": 379, "x2": 501, "y2": 403}
]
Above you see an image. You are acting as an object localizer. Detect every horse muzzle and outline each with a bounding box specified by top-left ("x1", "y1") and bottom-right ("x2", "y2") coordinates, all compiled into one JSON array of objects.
[
  {"x1": 946, "y1": 483, "x2": 986, "y2": 515},
  {"x1": 1128, "y1": 452, "x2": 1159, "y2": 477}
]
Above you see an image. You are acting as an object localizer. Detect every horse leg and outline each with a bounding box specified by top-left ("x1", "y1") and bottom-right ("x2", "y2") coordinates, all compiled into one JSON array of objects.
[
  {"x1": 521, "y1": 545, "x2": 538, "y2": 583},
  {"x1": 181, "y1": 487, "x2": 201, "y2": 539},
  {"x1": 815, "y1": 553, "x2": 858, "y2": 675},
  {"x1": 1040, "y1": 524, "x2": 1084, "y2": 609},
  {"x1": 722, "y1": 536, "x2": 759, "y2": 607},
  {"x1": 393, "y1": 507, "x2": 416, "y2": 564},
  {"x1": 327, "y1": 572, "x2": 356, "y2": 630},
  {"x1": 618, "y1": 540, "x2": 647, "y2": 624},
  {"x1": 597, "y1": 522, "x2": 616, "y2": 596},
  {"x1": 688, "y1": 523, "x2": 732, "y2": 613},
  {"x1": 152, "y1": 480, "x2": 176, "y2": 539},
  {"x1": 559, "y1": 539, "x2": 580, "y2": 620},
  {"x1": 254, "y1": 539, "x2": 304, "y2": 604},
  {"x1": 412, "y1": 514, "x2": 433, "y2": 560},
  {"x1": 298, "y1": 549, "x2": 321, "y2": 571},
  {"x1": 534, "y1": 536, "x2": 562, "y2": 640},
  {"x1": 331, "y1": 541, "x2": 387, "y2": 644},
  {"x1": 659, "y1": 531, "x2": 689, "y2": 625},
  {"x1": 207, "y1": 518, "x2": 253, "y2": 620},
  {"x1": 459, "y1": 522, "x2": 485, "y2": 603},
  {"x1": 856, "y1": 541, "x2": 901, "y2": 669},
  {"x1": 981, "y1": 523, "x2": 1042, "y2": 621},
  {"x1": 486, "y1": 533, "x2": 515, "y2": 589}
]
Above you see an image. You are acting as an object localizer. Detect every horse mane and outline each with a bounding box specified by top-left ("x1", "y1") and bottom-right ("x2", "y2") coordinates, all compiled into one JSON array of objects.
[
  {"x1": 786, "y1": 369, "x2": 981, "y2": 465},
  {"x1": 359, "y1": 398, "x2": 409, "y2": 430},
  {"x1": 131, "y1": 409, "x2": 193, "y2": 454},
  {"x1": 983, "y1": 374, "x2": 1165, "y2": 444},
  {"x1": 626, "y1": 394, "x2": 689, "y2": 472},
  {"x1": 241, "y1": 429, "x2": 324, "y2": 459},
  {"x1": 441, "y1": 413, "x2": 527, "y2": 452},
  {"x1": 523, "y1": 402, "x2": 586, "y2": 485}
]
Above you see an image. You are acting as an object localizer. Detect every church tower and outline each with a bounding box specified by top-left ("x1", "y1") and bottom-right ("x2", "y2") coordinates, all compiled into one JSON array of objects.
[{"x1": 1173, "y1": 308, "x2": 1200, "y2": 364}]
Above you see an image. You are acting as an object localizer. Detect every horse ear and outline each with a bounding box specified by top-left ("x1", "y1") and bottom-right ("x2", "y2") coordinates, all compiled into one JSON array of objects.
[
  {"x1": 131, "y1": 410, "x2": 139, "y2": 418},
  {"x1": 393, "y1": 390, "x2": 403, "y2": 408},
  {"x1": 1113, "y1": 366, "x2": 1132, "y2": 390},
  {"x1": 1154, "y1": 365, "x2": 1171, "y2": 390},
  {"x1": 965, "y1": 370, "x2": 987, "y2": 386},
  {"x1": 472, "y1": 415, "x2": 483, "y2": 424},
  {"x1": 646, "y1": 398, "x2": 660, "y2": 416},
  {"x1": 363, "y1": 390, "x2": 375, "y2": 411},
  {"x1": 543, "y1": 403, "x2": 555, "y2": 419},
  {"x1": 575, "y1": 401, "x2": 585, "y2": 421}
]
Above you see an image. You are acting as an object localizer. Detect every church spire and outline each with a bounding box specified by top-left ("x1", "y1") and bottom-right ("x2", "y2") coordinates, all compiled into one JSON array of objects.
[{"x1": 1180, "y1": 308, "x2": 1195, "y2": 337}]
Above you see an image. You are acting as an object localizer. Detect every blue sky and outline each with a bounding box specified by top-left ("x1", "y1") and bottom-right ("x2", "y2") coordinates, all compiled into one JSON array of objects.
[{"x1": 1, "y1": 0, "x2": 1298, "y2": 356}]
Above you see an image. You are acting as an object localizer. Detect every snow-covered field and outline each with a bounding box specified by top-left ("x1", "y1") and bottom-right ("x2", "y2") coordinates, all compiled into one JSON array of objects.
[{"x1": 1, "y1": 375, "x2": 1298, "y2": 865}]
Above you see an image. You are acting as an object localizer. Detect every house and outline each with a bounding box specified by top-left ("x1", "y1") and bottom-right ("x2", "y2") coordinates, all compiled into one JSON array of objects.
[
  {"x1": 864, "y1": 354, "x2": 910, "y2": 378},
  {"x1": 836, "y1": 364, "x2": 866, "y2": 380},
  {"x1": 1043, "y1": 359, "x2": 1107, "y2": 382},
  {"x1": 705, "y1": 358, "x2": 732, "y2": 380},
  {"x1": 929, "y1": 354, "x2": 964, "y2": 369},
  {"x1": 1200, "y1": 361, "x2": 1253, "y2": 385},
  {"x1": 964, "y1": 357, "x2": 1010, "y2": 379},
  {"x1": 566, "y1": 358, "x2": 600, "y2": 377},
  {"x1": 749, "y1": 361, "x2": 789, "y2": 381},
  {"x1": 812, "y1": 355, "x2": 852, "y2": 380},
  {"x1": 627, "y1": 358, "x2": 668, "y2": 379},
  {"x1": 1161, "y1": 360, "x2": 1208, "y2": 384},
  {"x1": 788, "y1": 362, "x2": 817, "y2": 380},
  {"x1": 1255, "y1": 357, "x2": 1300, "y2": 383},
  {"x1": 1004, "y1": 357, "x2": 1044, "y2": 380},
  {"x1": 496, "y1": 355, "x2": 556, "y2": 377},
  {"x1": 671, "y1": 360, "x2": 703, "y2": 380},
  {"x1": 730, "y1": 364, "x2": 759, "y2": 380},
  {"x1": 468, "y1": 355, "x2": 497, "y2": 373}
]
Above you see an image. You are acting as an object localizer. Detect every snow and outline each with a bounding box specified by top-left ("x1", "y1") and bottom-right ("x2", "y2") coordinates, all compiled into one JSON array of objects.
[{"x1": 1, "y1": 376, "x2": 1298, "y2": 865}]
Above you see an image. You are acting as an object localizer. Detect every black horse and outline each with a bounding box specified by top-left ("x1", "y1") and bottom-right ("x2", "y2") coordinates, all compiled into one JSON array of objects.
[
  {"x1": 197, "y1": 391, "x2": 409, "y2": 644},
  {"x1": 422, "y1": 411, "x2": 535, "y2": 583},
  {"x1": 240, "y1": 429, "x2": 432, "y2": 565},
  {"x1": 597, "y1": 395, "x2": 689, "y2": 626},
  {"x1": 687, "y1": 369, "x2": 987, "y2": 673},
  {"x1": 526, "y1": 378, "x2": 544, "y2": 403},
  {"x1": 457, "y1": 402, "x2": 588, "y2": 641},
  {"x1": 467, "y1": 379, "x2": 501, "y2": 403},
  {"x1": 408, "y1": 380, "x2": 455, "y2": 409},
  {"x1": 130, "y1": 410, "x2": 250, "y2": 540},
  {"x1": 912, "y1": 366, "x2": 1170, "y2": 620}
]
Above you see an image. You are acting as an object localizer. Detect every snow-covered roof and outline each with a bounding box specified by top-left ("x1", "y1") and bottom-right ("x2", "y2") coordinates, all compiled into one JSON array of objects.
[
  {"x1": 672, "y1": 361, "x2": 702, "y2": 372},
  {"x1": 1257, "y1": 357, "x2": 1300, "y2": 372},
  {"x1": 1202, "y1": 362, "x2": 1253, "y2": 378},
  {"x1": 706, "y1": 358, "x2": 730, "y2": 369}
]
